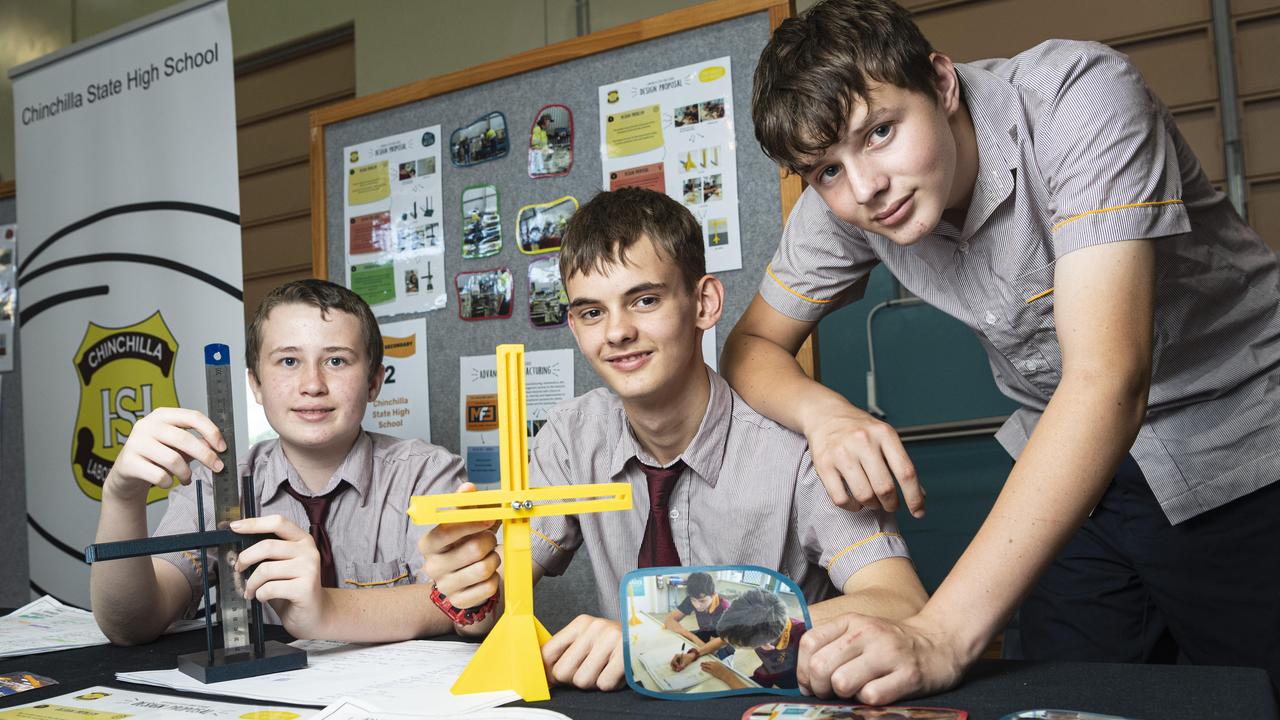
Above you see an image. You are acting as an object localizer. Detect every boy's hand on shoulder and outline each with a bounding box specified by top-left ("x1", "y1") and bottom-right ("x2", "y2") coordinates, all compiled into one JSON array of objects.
[
  {"x1": 419, "y1": 483, "x2": 502, "y2": 612},
  {"x1": 231, "y1": 515, "x2": 330, "y2": 637},
  {"x1": 541, "y1": 614, "x2": 625, "y2": 691},
  {"x1": 798, "y1": 611, "x2": 965, "y2": 704},
  {"x1": 103, "y1": 407, "x2": 226, "y2": 502},
  {"x1": 807, "y1": 409, "x2": 924, "y2": 517}
]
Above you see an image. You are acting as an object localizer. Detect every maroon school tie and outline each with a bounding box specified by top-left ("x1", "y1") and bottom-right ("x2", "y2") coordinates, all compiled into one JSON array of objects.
[
  {"x1": 637, "y1": 460, "x2": 686, "y2": 568},
  {"x1": 280, "y1": 481, "x2": 349, "y2": 588}
]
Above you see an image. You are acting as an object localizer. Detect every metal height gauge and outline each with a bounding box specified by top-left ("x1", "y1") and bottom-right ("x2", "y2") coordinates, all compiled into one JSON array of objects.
[{"x1": 205, "y1": 343, "x2": 250, "y2": 651}]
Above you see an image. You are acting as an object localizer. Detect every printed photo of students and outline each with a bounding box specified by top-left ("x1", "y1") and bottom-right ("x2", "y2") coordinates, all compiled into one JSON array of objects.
[
  {"x1": 701, "y1": 589, "x2": 805, "y2": 690},
  {"x1": 665, "y1": 571, "x2": 735, "y2": 669}
]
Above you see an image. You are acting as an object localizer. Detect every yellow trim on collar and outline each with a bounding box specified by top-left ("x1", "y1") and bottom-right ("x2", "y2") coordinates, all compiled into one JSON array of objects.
[
  {"x1": 826, "y1": 531, "x2": 903, "y2": 570},
  {"x1": 1052, "y1": 199, "x2": 1183, "y2": 232},
  {"x1": 775, "y1": 619, "x2": 793, "y2": 650},
  {"x1": 766, "y1": 263, "x2": 834, "y2": 304}
]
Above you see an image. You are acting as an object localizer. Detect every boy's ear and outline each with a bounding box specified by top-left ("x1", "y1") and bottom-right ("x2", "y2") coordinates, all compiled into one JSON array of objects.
[
  {"x1": 367, "y1": 363, "x2": 385, "y2": 402},
  {"x1": 929, "y1": 52, "x2": 962, "y2": 115},
  {"x1": 694, "y1": 275, "x2": 724, "y2": 331},
  {"x1": 247, "y1": 368, "x2": 264, "y2": 406}
]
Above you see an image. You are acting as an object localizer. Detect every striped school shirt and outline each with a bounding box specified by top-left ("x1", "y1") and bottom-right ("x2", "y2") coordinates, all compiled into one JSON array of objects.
[
  {"x1": 760, "y1": 40, "x2": 1280, "y2": 524},
  {"x1": 528, "y1": 367, "x2": 909, "y2": 614}
]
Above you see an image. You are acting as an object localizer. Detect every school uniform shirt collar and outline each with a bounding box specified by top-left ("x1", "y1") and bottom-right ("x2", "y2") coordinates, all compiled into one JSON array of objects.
[
  {"x1": 952, "y1": 62, "x2": 1020, "y2": 242},
  {"x1": 258, "y1": 430, "x2": 375, "y2": 507},
  {"x1": 606, "y1": 364, "x2": 730, "y2": 488}
]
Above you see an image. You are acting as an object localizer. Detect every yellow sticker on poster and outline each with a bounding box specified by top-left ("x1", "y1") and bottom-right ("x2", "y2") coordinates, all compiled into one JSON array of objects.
[
  {"x1": 604, "y1": 104, "x2": 663, "y2": 159},
  {"x1": 347, "y1": 160, "x2": 390, "y2": 205}
]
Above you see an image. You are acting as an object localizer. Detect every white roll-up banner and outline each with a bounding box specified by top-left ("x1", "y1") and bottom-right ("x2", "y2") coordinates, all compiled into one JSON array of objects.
[{"x1": 11, "y1": 0, "x2": 244, "y2": 607}]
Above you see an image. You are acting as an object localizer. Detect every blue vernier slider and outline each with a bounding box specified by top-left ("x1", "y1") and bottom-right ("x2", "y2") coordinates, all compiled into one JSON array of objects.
[{"x1": 204, "y1": 343, "x2": 231, "y2": 366}]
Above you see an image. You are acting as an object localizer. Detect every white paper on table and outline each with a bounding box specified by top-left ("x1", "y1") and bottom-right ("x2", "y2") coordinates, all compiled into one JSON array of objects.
[
  {"x1": 0, "y1": 684, "x2": 317, "y2": 718},
  {"x1": 635, "y1": 646, "x2": 708, "y2": 691},
  {"x1": 116, "y1": 639, "x2": 519, "y2": 716},
  {"x1": 0, "y1": 595, "x2": 109, "y2": 658},
  {"x1": 314, "y1": 697, "x2": 573, "y2": 720}
]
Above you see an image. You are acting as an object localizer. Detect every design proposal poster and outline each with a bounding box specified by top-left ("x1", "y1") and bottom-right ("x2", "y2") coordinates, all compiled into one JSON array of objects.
[
  {"x1": 0, "y1": 224, "x2": 15, "y2": 372},
  {"x1": 599, "y1": 57, "x2": 742, "y2": 272},
  {"x1": 365, "y1": 317, "x2": 431, "y2": 442},
  {"x1": 459, "y1": 348, "x2": 573, "y2": 487},
  {"x1": 344, "y1": 126, "x2": 447, "y2": 318}
]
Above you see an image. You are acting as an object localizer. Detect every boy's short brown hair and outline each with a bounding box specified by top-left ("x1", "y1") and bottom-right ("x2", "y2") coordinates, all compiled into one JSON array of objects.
[
  {"x1": 752, "y1": 0, "x2": 937, "y2": 174},
  {"x1": 246, "y1": 279, "x2": 383, "y2": 382},
  {"x1": 559, "y1": 187, "x2": 705, "y2": 292}
]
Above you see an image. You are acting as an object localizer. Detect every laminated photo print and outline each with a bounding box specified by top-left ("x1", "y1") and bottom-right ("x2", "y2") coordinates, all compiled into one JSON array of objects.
[
  {"x1": 455, "y1": 267, "x2": 513, "y2": 321},
  {"x1": 527, "y1": 254, "x2": 567, "y2": 328},
  {"x1": 744, "y1": 702, "x2": 968, "y2": 719},
  {"x1": 621, "y1": 565, "x2": 813, "y2": 701},
  {"x1": 528, "y1": 104, "x2": 573, "y2": 178},
  {"x1": 461, "y1": 184, "x2": 502, "y2": 259},
  {"x1": 450, "y1": 111, "x2": 510, "y2": 167},
  {"x1": 516, "y1": 195, "x2": 578, "y2": 254}
]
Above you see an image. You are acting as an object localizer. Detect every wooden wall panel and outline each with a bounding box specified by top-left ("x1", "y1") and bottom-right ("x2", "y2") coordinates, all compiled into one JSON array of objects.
[
  {"x1": 1235, "y1": 12, "x2": 1280, "y2": 97},
  {"x1": 238, "y1": 108, "x2": 312, "y2": 175},
  {"x1": 244, "y1": 267, "x2": 314, "y2": 324},
  {"x1": 239, "y1": 163, "x2": 311, "y2": 226},
  {"x1": 914, "y1": 0, "x2": 1208, "y2": 62},
  {"x1": 1231, "y1": 0, "x2": 1280, "y2": 16},
  {"x1": 241, "y1": 215, "x2": 312, "y2": 271},
  {"x1": 236, "y1": 42, "x2": 355, "y2": 122},
  {"x1": 1248, "y1": 179, "x2": 1280, "y2": 250},
  {"x1": 1241, "y1": 97, "x2": 1280, "y2": 177}
]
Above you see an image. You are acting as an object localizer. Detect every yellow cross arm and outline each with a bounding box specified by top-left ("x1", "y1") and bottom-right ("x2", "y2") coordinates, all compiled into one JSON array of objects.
[{"x1": 407, "y1": 482, "x2": 632, "y2": 525}]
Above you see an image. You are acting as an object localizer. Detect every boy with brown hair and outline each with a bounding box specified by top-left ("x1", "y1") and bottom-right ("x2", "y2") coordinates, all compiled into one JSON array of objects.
[
  {"x1": 421, "y1": 187, "x2": 927, "y2": 691},
  {"x1": 726, "y1": 0, "x2": 1280, "y2": 703},
  {"x1": 91, "y1": 279, "x2": 471, "y2": 644}
]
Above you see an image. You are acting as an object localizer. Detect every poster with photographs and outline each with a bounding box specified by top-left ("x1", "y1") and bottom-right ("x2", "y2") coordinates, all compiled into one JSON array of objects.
[
  {"x1": 598, "y1": 57, "x2": 742, "y2": 272},
  {"x1": 0, "y1": 224, "x2": 15, "y2": 372},
  {"x1": 461, "y1": 184, "x2": 502, "y2": 259},
  {"x1": 527, "y1": 254, "x2": 567, "y2": 328},
  {"x1": 743, "y1": 703, "x2": 968, "y2": 719},
  {"x1": 455, "y1": 267, "x2": 514, "y2": 321},
  {"x1": 343, "y1": 125, "x2": 447, "y2": 318},
  {"x1": 459, "y1": 348, "x2": 573, "y2": 487}
]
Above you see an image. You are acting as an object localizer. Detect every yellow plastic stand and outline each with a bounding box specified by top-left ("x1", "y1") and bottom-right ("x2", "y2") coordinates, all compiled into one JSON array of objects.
[{"x1": 408, "y1": 344, "x2": 632, "y2": 702}]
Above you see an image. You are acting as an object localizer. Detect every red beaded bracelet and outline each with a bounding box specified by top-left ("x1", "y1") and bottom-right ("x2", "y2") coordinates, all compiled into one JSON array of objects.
[{"x1": 430, "y1": 584, "x2": 499, "y2": 626}]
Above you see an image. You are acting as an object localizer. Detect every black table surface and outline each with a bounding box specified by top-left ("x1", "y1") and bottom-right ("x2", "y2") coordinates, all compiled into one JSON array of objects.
[{"x1": 0, "y1": 625, "x2": 1275, "y2": 720}]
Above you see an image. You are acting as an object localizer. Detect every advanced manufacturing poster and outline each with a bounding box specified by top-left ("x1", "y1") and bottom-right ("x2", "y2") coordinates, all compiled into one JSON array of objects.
[
  {"x1": 343, "y1": 125, "x2": 447, "y2": 318},
  {"x1": 459, "y1": 349, "x2": 573, "y2": 488},
  {"x1": 598, "y1": 56, "x2": 742, "y2": 272}
]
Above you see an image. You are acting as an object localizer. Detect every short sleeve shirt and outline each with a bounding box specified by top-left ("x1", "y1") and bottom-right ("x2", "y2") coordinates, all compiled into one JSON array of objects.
[
  {"x1": 153, "y1": 431, "x2": 466, "y2": 621},
  {"x1": 528, "y1": 367, "x2": 909, "y2": 614},
  {"x1": 760, "y1": 40, "x2": 1280, "y2": 524},
  {"x1": 676, "y1": 595, "x2": 730, "y2": 632}
]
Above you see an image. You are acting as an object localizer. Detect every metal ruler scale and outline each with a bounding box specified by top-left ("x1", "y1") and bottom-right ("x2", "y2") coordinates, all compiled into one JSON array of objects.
[{"x1": 204, "y1": 343, "x2": 250, "y2": 652}]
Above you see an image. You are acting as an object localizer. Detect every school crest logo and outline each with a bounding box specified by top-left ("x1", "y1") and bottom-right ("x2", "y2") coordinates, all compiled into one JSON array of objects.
[{"x1": 71, "y1": 311, "x2": 180, "y2": 503}]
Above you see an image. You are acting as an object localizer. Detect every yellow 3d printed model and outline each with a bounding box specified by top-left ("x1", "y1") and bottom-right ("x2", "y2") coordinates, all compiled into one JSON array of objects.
[{"x1": 407, "y1": 344, "x2": 632, "y2": 702}]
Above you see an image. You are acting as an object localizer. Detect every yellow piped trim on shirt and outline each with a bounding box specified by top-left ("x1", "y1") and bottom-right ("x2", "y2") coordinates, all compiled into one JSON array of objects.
[
  {"x1": 1025, "y1": 288, "x2": 1054, "y2": 303},
  {"x1": 342, "y1": 571, "x2": 408, "y2": 587},
  {"x1": 531, "y1": 529, "x2": 564, "y2": 552},
  {"x1": 826, "y1": 531, "x2": 902, "y2": 570},
  {"x1": 1052, "y1": 199, "x2": 1184, "y2": 232},
  {"x1": 766, "y1": 264, "x2": 834, "y2": 304},
  {"x1": 775, "y1": 618, "x2": 793, "y2": 650}
]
